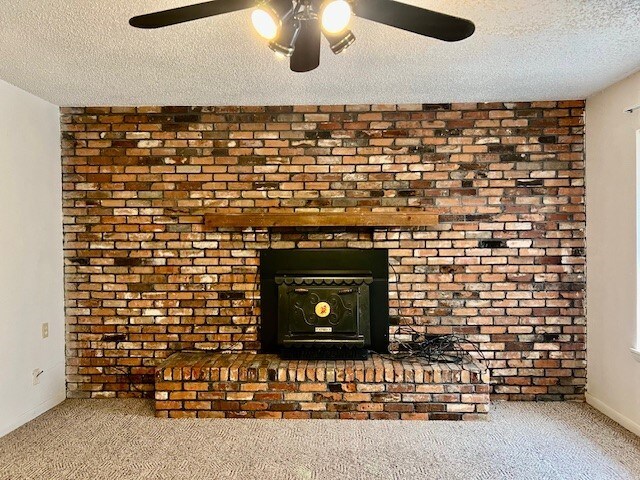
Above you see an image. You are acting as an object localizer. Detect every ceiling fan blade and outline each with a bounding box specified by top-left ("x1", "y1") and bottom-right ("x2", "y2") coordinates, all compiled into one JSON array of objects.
[
  {"x1": 353, "y1": 0, "x2": 475, "y2": 42},
  {"x1": 130, "y1": 0, "x2": 255, "y2": 29},
  {"x1": 290, "y1": 19, "x2": 321, "y2": 73}
]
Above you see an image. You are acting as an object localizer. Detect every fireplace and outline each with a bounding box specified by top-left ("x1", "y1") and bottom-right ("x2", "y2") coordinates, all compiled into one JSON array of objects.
[{"x1": 260, "y1": 249, "x2": 389, "y2": 359}]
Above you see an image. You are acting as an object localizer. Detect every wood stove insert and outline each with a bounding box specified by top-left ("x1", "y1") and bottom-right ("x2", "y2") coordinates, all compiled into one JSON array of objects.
[{"x1": 260, "y1": 249, "x2": 389, "y2": 359}]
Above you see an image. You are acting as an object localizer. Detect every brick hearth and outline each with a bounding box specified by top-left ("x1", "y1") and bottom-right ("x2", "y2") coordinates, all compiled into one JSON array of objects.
[{"x1": 155, "y1": 352, "x2": 490, "y2": 419}]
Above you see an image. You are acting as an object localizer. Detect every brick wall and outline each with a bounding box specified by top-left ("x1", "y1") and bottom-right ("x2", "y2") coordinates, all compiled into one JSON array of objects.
[{"x1": 61, "y1": 101, "x2": 586, "y2": 401}]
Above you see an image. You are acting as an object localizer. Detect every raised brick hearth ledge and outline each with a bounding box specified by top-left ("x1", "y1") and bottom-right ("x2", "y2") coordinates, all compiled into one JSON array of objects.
[{"x1": 155, "y1": 352, "x2": 491, "y2": 420}]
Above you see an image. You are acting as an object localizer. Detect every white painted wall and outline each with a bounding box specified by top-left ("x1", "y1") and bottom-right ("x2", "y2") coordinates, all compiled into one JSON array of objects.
[
  {"x1": 0, "y1": 79, "x2": 64, "y2": 437},
  {"x1": 586, "y1": 69, "x2": 640, "y2": 436}
]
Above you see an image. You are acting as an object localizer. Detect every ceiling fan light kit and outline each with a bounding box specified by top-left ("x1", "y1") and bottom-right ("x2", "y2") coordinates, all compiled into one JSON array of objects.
[
  {"x1": 255, "y1": 0, "x2": 354, "y2": 64},
  {"x1": 129, "y1": 0, "x2": 475, "y2": 72}
]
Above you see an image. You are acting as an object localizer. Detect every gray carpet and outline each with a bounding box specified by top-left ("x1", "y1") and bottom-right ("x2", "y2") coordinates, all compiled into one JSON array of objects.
[{"x1": 1, "y1": 400, "x2": 639, "y2": 480}]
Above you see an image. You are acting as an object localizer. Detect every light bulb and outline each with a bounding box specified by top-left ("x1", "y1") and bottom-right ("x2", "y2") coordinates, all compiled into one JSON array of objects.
[
  {"x1": 321, "y1": 0, "x2": 351, "y2": 35},
  {"x1": 252, "y1": 8, "x2": 279, "y2": 40}
]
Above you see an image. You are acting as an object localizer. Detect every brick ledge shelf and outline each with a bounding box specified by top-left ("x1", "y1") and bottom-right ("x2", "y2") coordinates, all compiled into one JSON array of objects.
[{"x1": 155, "y1": 352, "x2": 491, "y2": 420}]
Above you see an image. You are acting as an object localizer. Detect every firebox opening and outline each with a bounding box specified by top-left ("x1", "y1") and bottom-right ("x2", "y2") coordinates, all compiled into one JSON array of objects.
[{"x1": 260, "y1": 249, "x2": 389, "y2": 360}]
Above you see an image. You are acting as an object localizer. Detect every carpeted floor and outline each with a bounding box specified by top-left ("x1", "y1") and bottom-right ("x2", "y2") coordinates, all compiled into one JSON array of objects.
[{"x1": 0, "y1": 400, "x2": 639, "y2": 480}]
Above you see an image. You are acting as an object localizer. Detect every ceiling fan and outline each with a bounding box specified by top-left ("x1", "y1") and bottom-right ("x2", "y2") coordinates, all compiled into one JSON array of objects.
[{"x1": 129, "y1": 0, "x2": 475, "y2": 73}]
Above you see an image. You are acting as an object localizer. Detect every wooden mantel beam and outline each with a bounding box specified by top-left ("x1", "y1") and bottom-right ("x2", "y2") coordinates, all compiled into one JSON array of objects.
[{"x1": 203, "y1": 212, "x2": 439, "y2": 229}]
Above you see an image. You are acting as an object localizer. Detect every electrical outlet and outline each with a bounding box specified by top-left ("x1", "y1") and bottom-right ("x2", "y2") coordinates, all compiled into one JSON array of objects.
[
  {"x1": 41, "y1": 322, "x2": 49, "y2": 338},
  {"x1": 32, "y1": 369, "x2": 43, "y2": 385}
]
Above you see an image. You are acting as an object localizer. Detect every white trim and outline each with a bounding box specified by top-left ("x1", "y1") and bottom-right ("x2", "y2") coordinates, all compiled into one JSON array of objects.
[
  {"x1": 631, "y1": 347, "x2": 640, "y2": 363},
  {"x1": 0, "y1": 393, "x2": 65, "y2": 438},
  {"x1": 586, "y1": 393, "x2": 640, "y2": 437},
  {"x1": 637, "y1": 128, "x2": 640, "y2": 352}
]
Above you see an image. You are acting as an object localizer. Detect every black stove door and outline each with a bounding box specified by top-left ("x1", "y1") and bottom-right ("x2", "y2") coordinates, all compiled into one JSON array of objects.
[{"x1": 276, "y1": 277, "x2": 371, "y2": 347}]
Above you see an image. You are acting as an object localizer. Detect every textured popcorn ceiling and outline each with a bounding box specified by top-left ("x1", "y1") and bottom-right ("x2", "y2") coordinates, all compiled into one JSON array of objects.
[{"x1": 0, "y1": 0, "x2": 639, "y2": 106}]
